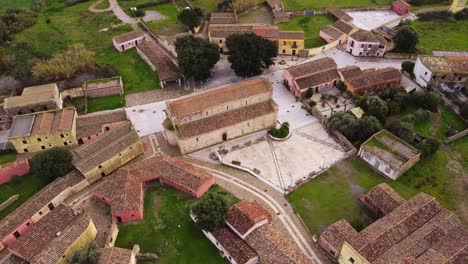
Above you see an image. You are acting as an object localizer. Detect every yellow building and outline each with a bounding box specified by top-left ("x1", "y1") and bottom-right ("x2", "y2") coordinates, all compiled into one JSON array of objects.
[
  {"x1": 7, "y1": 206, "x2": 97, "y2": 264},
  {"x1": 73, "y1": 121, "x2": 144, "y2": 183},
  {"x1": 278, "y1": 31, "x2": 305, "y2": 56},
  {"x1": 8, "y1": 108, "x2": 78, "y2": 154}
]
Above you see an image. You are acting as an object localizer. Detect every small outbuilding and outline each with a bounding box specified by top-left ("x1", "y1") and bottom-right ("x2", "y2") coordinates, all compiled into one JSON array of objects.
[
  {"x1": 392, "y1": 0, "x2": 412, "y2": 16},
  {"x1": 112, "y1": 30, "x2": 146, "y2": 52}
]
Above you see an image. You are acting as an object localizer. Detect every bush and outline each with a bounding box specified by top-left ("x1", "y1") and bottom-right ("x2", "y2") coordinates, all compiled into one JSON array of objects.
[
  {"x1": 30, "y1": 147, "x2": 74, "y2": 183},
  {"x1": 408, "y1": 91, "x2": 439, "y2": 112},
  {"x1": 1, "y1": 8, "x2": 38, "y2": 33},
  {"x1": 10, "y1": 175, "x2": 22, "y2": 185},
  {"x1": 309, "y1": 100, "x2": 317, "y2": 107},
  {"x1": 70, "y1": 242, "x2": 100, "y2": 264},
  {"x1": 416, "y1": 138, "x2": 440, "y2": 158},
  {"x1": 401, "y1": 61, "x2": 415, "y2": 76},
  {"x1": 418, "y1": 10, "x2": 451, "y2": 21},
  {"x1": 402, "y1": 114, "x2": 415, "y2": 123},
  {"x1": 413, "y1": 108, "x2": 432, "y2": 123},
  {"x1": 136, "y1": 1, "x2": 170, "y2": 9},
  {"x1": 32, "y1": 0, "x2": 45, "y2": 11},
  {"x1": 454, "y1": 8, "x2": 468, "y2": 20},
  {"x1": 192, "y1": 193, "x2": 228, "y2": 231},
  {"x1": 304, "y1": 88, "x2": 314, "y2": 99},
  {"x1": 269, "y1": 122, "x2": 290, "y2": 138},
  {"x1": 65, "y1": 0, "x2": 89, "y2": 6}
]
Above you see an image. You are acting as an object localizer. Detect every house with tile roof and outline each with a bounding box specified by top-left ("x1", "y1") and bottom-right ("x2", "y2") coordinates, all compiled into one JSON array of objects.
[
  {"x1": 282, "y1": 57, "x2": 340, "y2": 96},
  {"x1": 112, "y1": 30, "x2": 147, "y2": 52},
  {"x1": 346, "y1": 30, "x2": 388, "y2": 57},
  {"x1": 8, "y1": 108, "x2": 77, "y2": 154},
  {"x1": 413, "y1": 55, "x2": 468, "y2": 91},
  {"x1": 344, "y1": 67, "x2": 402, "y2": 95},
  {"x1": 278, "y1": 30, "x2": 305, "y2": 56},
  {"x1": 98, "y1": 245, "x2": 140, "y2": 264},
  {"x1": 163, "y1": 77, "x2": 278, "y2": 154},
  {"x1": 93, "y1": 155, "x2": 214, "y2": 223},
  {"x1": 75, "y1": 109, "x2": 128, "y2": 144},
  {"x1": 358, "y1": 183, "x2": 406, "y2": 218},
  {"x1": 210, "y1": 12, "x2": 237, "y2": 25},
  {"x1": 73, "y1": 122, "x2": 144, "y2": 183},
  {"x1": 0, "y1": 171, "x2": 86, "y2": 251},
  {"x1": 392, "y1": 0, "x2": 412, "y2": 16},
  {"x1": 319, "y1": 184, "x2": 468, "y2": 263},
  {"x1": 359, "y1": 130, "x2": 420, "y2": 180},
  {"x1": 320, "y1": 20, "x2": 357, "y2": 45},
  {"x1": 3, "y1": 83, "x2": 63, "y2": 117},
  {"x1": 6, "y1": 205, "x2": 97, "y2": 264},
  {"x1": 193, "y1": 200, "x2": 314, "y2": 264}
]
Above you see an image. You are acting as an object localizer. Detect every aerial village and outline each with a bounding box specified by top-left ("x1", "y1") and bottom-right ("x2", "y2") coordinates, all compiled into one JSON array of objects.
[{"x1": 0, "y1": 0, "x2": 467, "y2": 263}]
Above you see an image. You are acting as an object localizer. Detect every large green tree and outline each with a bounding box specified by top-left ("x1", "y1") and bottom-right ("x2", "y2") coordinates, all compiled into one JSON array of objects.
[
  {"x1": 226, "y1": 33, "x2": 278, "y2": 77},
  {"x1": 70, "y1": 242, "x2": 100, "y2": 264},
  {"x1": 30, "y1": 147, "x2": 74, "y2": 183},
  {"x1": 192, "y1": 193, "x2": 228, "y2": 231},
  {"x1": 394, "y1": 26, "x2": 419, "y2": 53},
  {"x1": 177, "y1": 8, "x2": 202, "y2": 33},
  {"x1": 367, "y1": 96, "x2": 388, "y2": 122},
  {"x1": 175, "y1": 36, "x2": 220, "y2": 81}
]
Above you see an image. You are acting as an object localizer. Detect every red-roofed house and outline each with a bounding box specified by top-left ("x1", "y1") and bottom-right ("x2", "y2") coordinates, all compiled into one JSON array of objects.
[
  {"x1": 94, "y1": 155, "x2": 215, "y2": 223},
  {"x1": 226, "y1": 201, "x2": 271, "y2": 239},
  {"x1": 392, "y1": 0, "x2": 411, "y2": 16}
]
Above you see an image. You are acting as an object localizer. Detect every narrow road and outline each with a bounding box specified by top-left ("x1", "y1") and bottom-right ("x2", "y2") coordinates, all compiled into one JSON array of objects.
[{"x1": 192, "y1": 164, "x2": 324, "y2": 264}]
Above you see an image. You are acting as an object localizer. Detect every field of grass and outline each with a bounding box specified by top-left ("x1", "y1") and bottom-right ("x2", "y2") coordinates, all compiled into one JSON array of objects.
[
  {"x1": 95, "y1": 0, "x2": 111, "y2": 10},
  {"x1": 436, "y1": 106, "x2": 466, "y2": 139},
  {"x1": 413, "y1": 19, "x2": 468, "y2": 54},
  {"x1": 287, "y1": 138, "x2": 468, "y2": 234},
  {"x1": 116, "y1": 185, "x2": 237, "y2": 263},
  {"x1": 145, "y1": 3, "x2": 187, "y2": 36},
  {"x1": 0, "y1": 0, "x2": 33, "y2": 14},
  {"x1": 0, "y1": 174, "x2": 46, "y2": 220},
  {"x1": 282, "y1": 0, "x2": 392, "y2": 11},
  {"x1": 0, "y1": 152, "x2": 17, "y2": 165},
  {"x1": 278, "y1": 15, "x2": 334, "y2": 48},
  {"x1": 87, "y1": 95, "x2": 125, "y2": 112},
  {"x1": 192, "y1": 0, "x2": 223, "y2": 14}
]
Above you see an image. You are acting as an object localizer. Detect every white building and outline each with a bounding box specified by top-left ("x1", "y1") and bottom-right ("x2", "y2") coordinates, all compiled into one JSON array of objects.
[
  {"x1": 112, "y1": 30, "x2": 147, "y2": 52},
  {"x1": 414, "y1": 55, "x2": 468, "y2": 91},
  {"x1": 346, "y1": 30, "x2": 387, "y2": 57}
]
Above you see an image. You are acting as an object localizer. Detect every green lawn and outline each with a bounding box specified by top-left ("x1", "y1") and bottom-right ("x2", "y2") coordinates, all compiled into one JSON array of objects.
[
  {"x1": 0, "y1": 174, "x2": 47, "y2": 220},
  {"x1": 436, "y1": 106, "x2": 466, "y2": 139},
  {"x1": 0, "y1": 0, "x2": 33, "y2": 14},
  {"x1": 278, "y1": 15, "x2": 334, "y2": 48},
  {"x1": 287, "y1": 139, "x2": 468, "y2": 234},
  {"x1": 87, "y1": 95, "x2": 125, "y2": 113},
  {"x1": 116, "y1": 185, "x2": 237, "y2": 263},
  {"x1": 192, "y1": 0, "x2": 223, "y2": 14},
  {"x1": 413, "y1": 19, "x2": 468, "y2": 54},
  {"x1": 282, "y1": 0, "x2": 392, "y2": 11},
  {"x1": 0, "y1": 152, "x2": 17, "y2": 165},
  {"x1": 95, "y1": 0, "x2": 111, "y2": 10},
  {"x1": 145, "y1": 3, "x2": 187, "y2": 36}
]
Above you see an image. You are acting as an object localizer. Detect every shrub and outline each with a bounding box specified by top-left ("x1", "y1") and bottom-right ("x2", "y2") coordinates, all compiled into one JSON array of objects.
[
  {"x1": 70, "y1": 242, "x2": 100, "y2": 264},
  {"x1": 269, "y1": 122, "x2": 290, "y2": 138},
  {"x1": 65, "y1": 0, "x2": 89, "y2": 6},
  {"x1": 304, "y1": 88, "x2": 313, "y2": 99},
  {"x1": 402, "y1": 114, "x2": 415, "y2": 123},
  {"x1": 1, "y1": 8, "x2": 38, "y2": 33},
  {"x1": 308, "y1": 100, "x2": 317, "y2": 107},
  {"x1": 10, "y1": 175, "x2": 22, "y2": 185},
  {"x1": 32, "y1": 0, "x2": 45, "y2": 11},
  {"x1": 418, "y1": 10, "x2": 451, "y2": 21},
  {"x1": 30, "y1": 147, "x2": 74, "y2": 183},
  {"x1": 454, "y1": 8, "x2": 468, "y2": 20},
  {"x1": 192, "y1": 193, "x2": 228, "y2": 231},
  {"x1": 416, "y1": 138, "x2": 440, "y2": 158},
  {"x1": 413, "y1": 108, "x2": 432, "y2": 123},
  {"x1": 401, "y1": 61, "x2": 415, "y2": 76}
]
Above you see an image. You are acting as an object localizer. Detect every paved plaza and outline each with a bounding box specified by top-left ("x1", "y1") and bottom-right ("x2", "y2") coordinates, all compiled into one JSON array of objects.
[
  {"x1": 126, "y1": 101, "x2": 167, "y2": 137},
  {"x1": 347, "y1": 10, "x2": 400, "y2": 30}
]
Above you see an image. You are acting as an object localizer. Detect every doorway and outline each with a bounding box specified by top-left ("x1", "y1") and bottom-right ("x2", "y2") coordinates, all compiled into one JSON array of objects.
[
  {"x1": 47, "y1": 202, "x2": 55, "y2": 211},
  {"x1": 222, "y1": 133, "x2": 227, "y2": 141},
  {"x1": 116, "y1": 216, "x2": 123, "y2": 223}
]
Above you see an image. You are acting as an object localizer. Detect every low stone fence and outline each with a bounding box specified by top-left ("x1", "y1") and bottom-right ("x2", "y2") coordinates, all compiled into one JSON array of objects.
[
  {"x1": 445, "y1": 129, "x2": 468, "y2": 144},
  {"x1": 307, "y1": 39, "x2": 340, "y2": 57},
  {"x1": 342, "y1": 6, "x2": 391, "y2": 12},
  {"x1": 0, "y1": 194, "x2": 19, "y2": 212},
  {"x1": 384, "y1": 52, "x2": 419, "y2": 59}
]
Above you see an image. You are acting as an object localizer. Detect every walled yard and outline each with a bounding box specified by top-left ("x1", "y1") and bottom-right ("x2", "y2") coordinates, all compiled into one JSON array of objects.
[
  {"x1": 413, "y1": 19, "x2": 468, "y2": 54},
  {"x1": 116, "y1": 185, "x2": 237, "y2": 264},
  {"x1": 346, "y1": 9, "x2": 400, "y2": 30},
  {"x1": 279, "y1": 15, "x2": 334, "y2": 48},
  {"x1": 238, "y1": 4, "x2": 274, "y2": 25}
]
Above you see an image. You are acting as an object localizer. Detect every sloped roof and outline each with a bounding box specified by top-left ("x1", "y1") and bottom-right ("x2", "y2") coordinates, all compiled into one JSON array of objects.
[
  {"x1": 279, "y1": 30, "x2": 304, "y2": 40},
  {"x1": 333, "y1": 20, "x2": 355, "y2": 34},
  {"x1": 320, "y1": 25, "x2": 345, "y2": 40},
  {"x1": 136, "y1": 41, "x2": 181, "y2": 82},
  {"x1": 98, "y1": 247, "x2": 134, "y2": 264},
  {"x1": 210, "y1": 12, "x2": 237, "y2": 24},
  {"x1": 320, "y1": 219, "x2": 358, "y2": 253},
  {"x1": 113, "y1": 30, "x2": 145, "y2": 45},
  {"x1": 349, "y1": 30, "x2": 385, "y2": 44},
  {"x1": 363, "y1": 183, "x2": 406, "y2": 215},
  {"x1": 338, "y1": 65, "x2": 363, "y2": 80},
  {"x1": 347, "y1": 67, "x2": 401, "y2": 90},
  {"x1": 211, "y1": 226, "x2": 257, "y2": 264},
  {"x1": 76, "y1": 109, "x2": 127, "y2": 139},
  {"x1": 327, "y1": 8, "x2": 353, "y2": 22},
  {"x1": 294, "y1": 68, "x2": 340, "y2": 90},
  {"x1": 285, "y1": 57, "x2": 337, "y2": 79},
  {"x1": 226, "y1": 201, "x2": 271, "y2": 236},
  {"x1": 4, "y1": 83, "x2": 59, "y2": 110}
]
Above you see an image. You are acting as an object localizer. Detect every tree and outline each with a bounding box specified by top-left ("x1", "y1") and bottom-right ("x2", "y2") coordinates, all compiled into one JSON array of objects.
[
  {"x1": 0, "y1": 22, "x2": 9, "y2": 44},
  {"x1": 226, "y1": 33, "x2": 278, "y2": 77},
  {"x1": 401, "y1": 61, "x2": 415, "y2": 76},
  {"x1": 178, "y1": 8, "x2": 202, "y2": 33},
  {"x1": 175, "y1": 36, "x2": 220, "y2": 81},
  {"x1": 70, "y1": 242, "x2": 100, "y2": 264},
  {"x1": 416, "y1": 138, "x2": 440, "y2": 157},
  {"x1": 30, "y1": 147, "x2": 74, "y2": 183},
  {"x1": 327, "y1": 111, "x2": 356, "y2": 132},
  {"x1": 367, "y1": 96, "x2": 388, "y2": 122},
  {"x1": 394, "y1": 26, "x2": 419, "y2": 53},
  {"x1": 352, "y1": 116, "x2": 382, "y2": 142},
  {"x1": 192, "y1": 193, "x2": 228, "y2": 231},
  {"x1": 409, "y1": 91, "x2": 439, "y2": 112},
  {"x1": 304, "y1": 88, "x2": 314, "y2": 99}
]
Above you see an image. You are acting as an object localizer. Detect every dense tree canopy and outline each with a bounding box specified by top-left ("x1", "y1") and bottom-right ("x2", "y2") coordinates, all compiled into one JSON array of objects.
[
  {"x1": 70, "y1": 242, "x2": 100, "y2": 264},
  {"x1": 226, "y1": 33, "x2": 278, "y2": 77},
  {"x1": 192, "y1": 193, "x2": 228, "y2": 231},
  {"x1": 175, "y1": 36, "x2": 220, "y2": 81},
  {"x1": 30, "y1": 147, "x2": 74, "y2": 183},
  {"x1": 367, "y1": 96, "x2": 388, "y2": 122},
  {"x1": 394, "y1": 26, "x2": 419, "y2": 53},
  {"x1": 177, "y1": 8, "x2": 202, "y2": 33}
]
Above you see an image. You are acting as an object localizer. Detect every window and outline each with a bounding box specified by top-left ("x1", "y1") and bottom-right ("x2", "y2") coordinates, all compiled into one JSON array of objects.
[
  {"x1": 361, "y1": 44, "x2": 364, "y2": 48},
  {"x1": 458, "y1": 76, "x2": 462, "y2": 81},
  {"x1": 105, "y1": 127, "x2": 110, "y2": 131},
  {"x1": 60, "y1": 134, "x2": 64, "y2": 138},
  {"x1": 23, "y1": 148, "x2": 29, "y2": 153},
  {"x1": 350, "y1": 41, "x2": 354, "y2": 47},
  {"x1": 424, "y1": 72, "x2": 428, "y2": 76},
  {"x1": 219, "y1": 39, "x2": 222, "y2": 43},
  {"x1": 13, "y1": 231, "x2": 21, "y2": 238},
  {"x1": 41, "y1": 146, "x2": 46, "y2": 150},
  {"x1": 441, "y1": 75, "x2": 445, "y2": 80},
  {"x1": 196, "y1": 138, "x2": 199, "y2": 142},
  {"x1": 63, "y1": 142, "x2": 68, "y2": 146},
  {"x1": 282, "y1": 49, "x2": 286, "y2": 54},
  {"x1": 39, "y1": 211, "x2": 43, "y2": 215},
  {"x1": 37, "y1": 138, "x2": 42, "y2": 142},
  {"x1": 26, "y1": 222, "x2": 30, "y2": 226},
  {"x1": 283, "y1": 41, "x2": 286, "y2": 45},
  {"x1": 359, "y1": 52, "x2": 363, "y2": 55},
  {"x1": 22, "y1": 140, "x2": 27, "y2": 144},
  {"x1": 349, "y1": 257, "x2": 355, "y2": 263}
]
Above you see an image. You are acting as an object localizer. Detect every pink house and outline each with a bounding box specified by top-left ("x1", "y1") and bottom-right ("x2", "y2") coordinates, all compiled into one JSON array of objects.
[
  {"x1": 93, "y1": 155, "x2": 215, "y2": 223},
  {"x1": 0, "y1": 159, "x2": 30, "y2": 185},
  {"x1": 282, "y1": 57, "x2": 339, "y2": 96},
  {"x1": 392, "y1": 0, "x2": 411, "y2": 16}
]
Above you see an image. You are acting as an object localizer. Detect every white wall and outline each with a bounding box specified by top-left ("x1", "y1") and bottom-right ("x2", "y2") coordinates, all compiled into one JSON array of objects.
[{"x1": 413, "y1": 58, "x2": 432, "y2": 88}]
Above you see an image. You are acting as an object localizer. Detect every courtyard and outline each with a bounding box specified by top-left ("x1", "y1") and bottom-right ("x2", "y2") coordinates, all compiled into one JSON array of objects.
[{"x1": 347, "y1": 10, "x2": 400, "y2": 30}]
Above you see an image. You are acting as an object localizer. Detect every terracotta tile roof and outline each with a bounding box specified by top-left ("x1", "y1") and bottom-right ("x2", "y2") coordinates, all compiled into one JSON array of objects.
[
  {"x1": 0, "y1": 171, "x2": 84, "y2": 239},
  {"x1": 294, "y1": 68, "x2": 340, "y2": 90},
  {"x1": 327, "y1": 8, "x2": 353, "y2": 22},
  {"x1": 285, "y1": 58, "x2": 337, "y2": 79},
  {"x1": 113, "y1": 30, "x2": 145, "y2": 45},
  {"x1": 349, "y1": 30, "x2": 385, "y2": 44},
  {"x1": 210, "y1": 12, "x2": 237, "y2": 24},
  {"x1": 338, "y1": 65, "x2": 363, "y2": 79},
  {"x1": 76, "y1": 109, "x2": 127, "y2": 139},
  {"x1": 279, "y1": 30, "x2": 304, "y2": 40},
  {"x1": 320, "y1": 25, "x2": 345, "y2": 40},
  {"x1": 98, "y1": 247, "x2": 134, "y2": 264},
  {"x1": 208, "y1": 24, "x2": 253, "y2": 38},
  {"x1": 4, "y1": 83, "x2": 59, "y2": 110},
  {"x1": 350, "y1": 193, "x2": 442, "y2": 262},
  {"x1": 211, "y1": 226, "x2": 257, "y2": 264},
  {"x1": 136, "y1": 40, "x2": 181, "y2": 82},
  {"x1": 252, "y1": 25, "x2": 280, "y2": 40},
  {"x1": 29, "y1": 108, "x2": 76, "y2": 135},
  {"x1": 393, "y1": 0, "x2": 411, "y2": 9},
  {"x1": 8, "y1": 206, "x2": 91, "y2": 264},
  {"x1": 226, "y1": 201, "x2": 271, "y2": 237},
  {"x1": 94, "y1": 155, "x2": 214, "y2": 214},
  {"x1": 2, "y1": 255, "x2": 28, "y2": 264},
  {"x1": 245, "y1": 225, "x2": 314, "y2": 264},
  {"x1": 74, "y1": 122, "x2": 141, "y2": 173},
  {"x1": 418, "y1": 56, "x2": 468, "y2": 75},
  {"x1": 320, "y1": 219, "x2": 358, "y2": 253},
  {"x1": 177, "y1": 100, "x2": 277, "y2": 138},
  {"x1": 446, "y1": 56, "x2": 468, "y2": 75},
  {"x1": 333, "y1": 20, "x2": 355, "y2": 34},
  {"x1": 363, "y1": 183, "x2": 406, "y2": 216},
  {"x1": 347, "y1": 67, "x2": 401, "y2": 90},
  {"x1": 167, "y1": 77, "x2": 271, "y2": 119}
]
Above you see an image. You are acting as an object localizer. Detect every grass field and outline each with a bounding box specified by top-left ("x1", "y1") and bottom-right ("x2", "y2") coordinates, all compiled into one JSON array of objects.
[
  {"x1": 95, "y1": 0, "x2": 111, "y2": 10},
  {"x1": 87, "y1": 95, "x2": 125, "y2": 112},
  {"x1": 413, "y1": 19, "x2": 468, "y2": 54},
  {"x1": 192, "y1": 0, "x2": 223, "y2": 14},
  {"x1": 116, "y1": 185, "x2": 237, "y2": 264},
  {"x1": 0, "y1": 152, "x2": 17, "y2": 165},
  {"x1": 287, "y1": 138, "x2": 468, "y2": 234},
  {"x1": 0, "y1": 0, "x2": 33, "y2": 14},
  {"x1": 145, "y1": 3, "x2": 187, "y2": 36},
  {"x1": 436, "y1": 106, "x2": 466, "y2": 139},
  {"x1": 279, "y1": 15, "x2": 334, "y2": 48},
  {"x1": 282, "y1": 0, "x2": 392, "y2": 11},
  {"x1": 0, "y1": 174, "x2": 46, "y2": 220}
]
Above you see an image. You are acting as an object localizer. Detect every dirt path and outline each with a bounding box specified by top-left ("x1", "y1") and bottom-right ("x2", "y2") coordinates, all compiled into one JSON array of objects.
[{"x1": 88, "y1": 0, "x2": 114, "y2": 13}]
